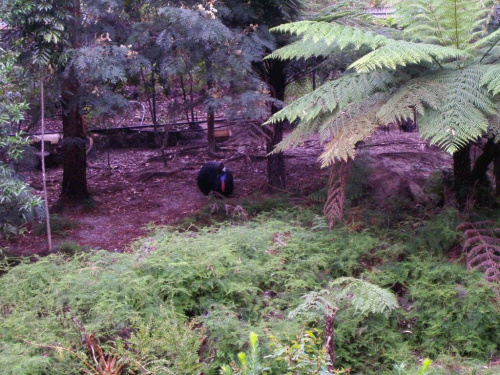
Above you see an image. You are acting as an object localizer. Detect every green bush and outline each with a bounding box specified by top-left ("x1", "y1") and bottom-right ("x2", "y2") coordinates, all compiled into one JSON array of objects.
[{"x1": 0, "y1": 209, "x2": 498, "y2": 374}]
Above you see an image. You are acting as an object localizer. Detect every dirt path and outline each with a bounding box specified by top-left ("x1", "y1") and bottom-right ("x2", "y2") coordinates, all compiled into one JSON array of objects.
[
  {"x1": 1, "y1": 130, "x2": 452, "y2": 256},
  {"x1": 1, "y1": 137, "x2": 328, "y2": 255}
]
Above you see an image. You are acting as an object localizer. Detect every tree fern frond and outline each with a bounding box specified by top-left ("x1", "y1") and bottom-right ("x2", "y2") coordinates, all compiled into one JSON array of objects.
[
  {"x1": 267, "y1": 39, "x2": 343, "y2": 60},
  {"x1": 349, "y1": 41, "x2": 470, "y2": 73},
  {"x1": 317, "y1": 98, "x2": 381, "y2": 165},
  {"x1": 377, "y1": 76, "x2": 446, "y2": 124},
  {"x1": 389, "y1": 0, "x2": 489, "y2": 49},
  {"x1": 481, "y1": 64, "x2": 500, "y2": 96},
  {"x1": 289, "y1": 277, "x2": 398, "y2": 319},
  {"x1": 266, "y1": 71, "x2": 396, "y2": 126},
  {"x1": 418, "y1": 66, "x2": 495, "y2": 152},
  {"x1": 330, "y1": 277, "x2": 398, "y2": 316},
  {"x1": 269, "y1": 21, "x2": 390, "y2": 50},
  {"x1": 471, "y1": 27, "x2": 500, "y2": 51}
]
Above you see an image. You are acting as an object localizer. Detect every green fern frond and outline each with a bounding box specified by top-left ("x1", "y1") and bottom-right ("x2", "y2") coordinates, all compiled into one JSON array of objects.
[
  {"x1": 419, "y1": 66, "x2": 495, "y2": 152},
  {"x1": 389, "y1": 0, "x2": 489, "y2": 48},
  {"x1": 267, "y1": 39, "x2": 336, "y2": 60},
  {"x1": 377, "y1": 76, "x2": 446, "y2": 124},
  {"x1": 471, "y1": 27, "x2": 500, "y2": 51},
  {"x1": 330, "y1": 277, "x2": 398, "y2": 316},
  {"x1": 289, "y1": 277, "x2": 398, "y2": 319},
  {"x1": 269, "y1": 21, "x2": 390, "y2": 51},
  {"x1": 318, "y1": 114, "x2": 378, "y2": 166},
  {"x1": 267, "y1": 39, "x2": 345, "y2": 60},
  {"x1": 480, "y1": 64, "x2": 500, "y2": 96},
  {"x1": 349, "y1": 41, "x2": 470, "y2": 73},
  {"x1": 265, "y1": 71, "x2": 396, "y2": 126},
  {"x1": 317, "y1": 97, "x2": 382, "y2": 166}
]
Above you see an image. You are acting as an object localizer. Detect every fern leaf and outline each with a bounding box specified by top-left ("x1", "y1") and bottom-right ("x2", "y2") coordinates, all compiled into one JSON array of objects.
[
  {"x1": 317, "y1": 103, "x2": 380, "y2": 165},
  {"x1": 290, "y1": 277, "x2": 398, "y2": 319},
  {"x1": 330, "y1": 277, "x2": 399, "y2": 316},
  {"x1": 269, "y1": 20, "x2": 390, "y2": 53},
  {"x1": 458, "y1": 221, "x2": 500, "y2": 282},
  {"x1": 480, "y1": 64, "x2": 500, "y2": 96},
  {"x1": 349, "y1": 41, "x2": 470, "y2": 73},
  {"x1": 389, "y1": 0, "x2": 489, "y2": 49},
  {"x1": 266, "y1": 71, "x2": 396, "y2": 127},
  {"x1": 418, "y1": 66, "x2": 496, "y2": 152},
  {"x1": 267, "y1": 38, "x2": 346, "y2": 60},
  {"x1": 377, "y1": 75, "x2": 446, "y2": 124}
]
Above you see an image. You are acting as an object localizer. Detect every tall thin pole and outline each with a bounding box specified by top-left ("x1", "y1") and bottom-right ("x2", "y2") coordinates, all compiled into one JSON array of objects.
[{"x1": 40, "y1": 68, "x2": 53, "y2": 252}]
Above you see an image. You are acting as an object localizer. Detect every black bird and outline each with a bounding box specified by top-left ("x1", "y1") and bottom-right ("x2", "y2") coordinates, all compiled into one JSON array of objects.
[{"x1": 197, "y1": 162, "x2": 234, "y2": 197}]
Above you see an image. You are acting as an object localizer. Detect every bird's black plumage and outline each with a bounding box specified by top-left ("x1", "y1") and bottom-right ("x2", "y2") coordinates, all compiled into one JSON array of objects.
[{"x1": 197, "y1": 162, "x2": 234, "y2": 197}]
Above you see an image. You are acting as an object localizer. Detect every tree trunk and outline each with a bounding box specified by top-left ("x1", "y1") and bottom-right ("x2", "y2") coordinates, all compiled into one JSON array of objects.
[
  {"x1": 264, "y1": 59, "x2": 288, "y2": 192},
  {"x1": 59, "y1": 0, "x2": 88, "y2": 204},
  {"x1": 494, "y1": 143, "x2": 500, "y2": 197},
  {"x1": 60, "y1": 66, "x2": 89, "y2": 202},
  {"x1": 325, "y1": 310, "x2": 337, "y2": 372},
  {"x1": 324, "y1": 160, "x2": 351, "y2": 229},
  {"x1": 207, "y1": 111, "x2": 216, "y2": 155},
  {"x1": 453, "y1": 143, "x2": 472, "y2": 209},
  {"x1": 206, "y1": 59, "x2": 217, "y2": 155}
]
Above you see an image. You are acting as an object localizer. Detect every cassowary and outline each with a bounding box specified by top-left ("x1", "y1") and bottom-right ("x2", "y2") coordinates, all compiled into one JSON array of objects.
[{"x1": 197, "y1": 162, "x2": 234, "y2": 197}]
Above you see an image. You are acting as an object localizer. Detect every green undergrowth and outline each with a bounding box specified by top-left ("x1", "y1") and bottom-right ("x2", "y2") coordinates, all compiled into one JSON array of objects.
[{"x1": 0, "y1": 207, "x2": 499, "y2": 374}]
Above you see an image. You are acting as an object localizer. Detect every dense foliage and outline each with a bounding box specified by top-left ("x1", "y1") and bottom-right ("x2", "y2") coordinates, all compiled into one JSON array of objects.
[
  {"x1": 0, "y1": 51, "x2": 42, "y2": 238},
  {"x1": 1, "y1": 203, "x2": 499, "y2": 374},
  {"x1": 267, "y1": 0, "x2": 500, "y2": 164}
]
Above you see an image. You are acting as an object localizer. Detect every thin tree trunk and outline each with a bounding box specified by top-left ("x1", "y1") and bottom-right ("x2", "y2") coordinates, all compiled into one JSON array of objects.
[
  {"x1": 179, "y1": 74, "x2": 191, "y2": 123},
  {"x1": 207, "y1": 111, "x2": 216, "y2": 155},
  {"x1": 325, "y1": 310, "x2": 337, "y2": 371},
  {"x1": 453, "y1": 143, "x2": 472, "y2": 209},
  {"x1": 494, "y1": 143, "x2": 500, "y2": 197},
  {"x1": 188, "y1": 71, "x2": 196, "y2": 124},
  {"x1": 206, "y1": 59, "x2": 216, "y2": 155},
  {"x1": 265, "y1": 60, "x2": 288, "y2": 192},
  {"x1": 264, "y1": 118, "x2": 286, "y2": 192},
  {"x1": 40, "y1": 68, "x2": 52, "y2": 252}
]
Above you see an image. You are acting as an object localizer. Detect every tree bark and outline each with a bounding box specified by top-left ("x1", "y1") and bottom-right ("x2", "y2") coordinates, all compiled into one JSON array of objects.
[
  {"x1": 264, "y1": 59, "x2": 288, "y2": 192},
  {"x1": 494, "y1": 143, "x2": 500, "y2": 197},
  {"x1": 207, "y1": 111, "x2": 216, "y2": 155},
  {"x1": 60, "y1": 65, "x2": 89, "y2": 203},
  {"x1": 325, "y1": 310, "x2": 337, "y2": 372},
  {"x1": 59, "y1": 0, "x2": 89, "y2": 204},
  {"x1": 206, "y1": 59, "x2": 217, "y2": 155},
  {"x1": 453, "y1": 143, "x2": 472, "y2": 209}
]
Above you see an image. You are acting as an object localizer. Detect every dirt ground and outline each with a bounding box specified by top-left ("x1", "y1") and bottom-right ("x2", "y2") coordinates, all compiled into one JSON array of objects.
[{"x1": 1, "y1": 129, "x2": 452, "y2": 256}]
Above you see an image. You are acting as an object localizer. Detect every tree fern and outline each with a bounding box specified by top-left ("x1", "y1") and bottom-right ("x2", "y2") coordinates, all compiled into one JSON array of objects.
[
  {"x1": 418, "y1": 66, "x2": 496, "y2": 151},
  {"x1": 349, "y1": 41, "x2": 470, "y2": 73},
  {"x1": 268, "y1": 0, "x2": 500, "y2": 159},
  {"x1": 390, "y1": 0, "x2": 490, "y2": 48},
  {"x1": 266, "y1": 71, "x2": 395, "y2": 131},
  {"x1": 289, "y1": 277, "x2": 398, "y2": 370},
  {"x1": 377, "y1": 75, "x2": 446, "y2": 125},
  {"x1": 267, "y1": 71, "x2": 395, "y2": 163},
  {"x1": 269, "y1": 21, "x2": 390, "y2": 52}
]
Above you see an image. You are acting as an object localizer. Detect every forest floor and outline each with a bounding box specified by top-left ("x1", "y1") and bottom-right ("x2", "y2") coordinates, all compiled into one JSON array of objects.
[{"x1": 1, "y1": 128, "x2": 452, "y2": 256}]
